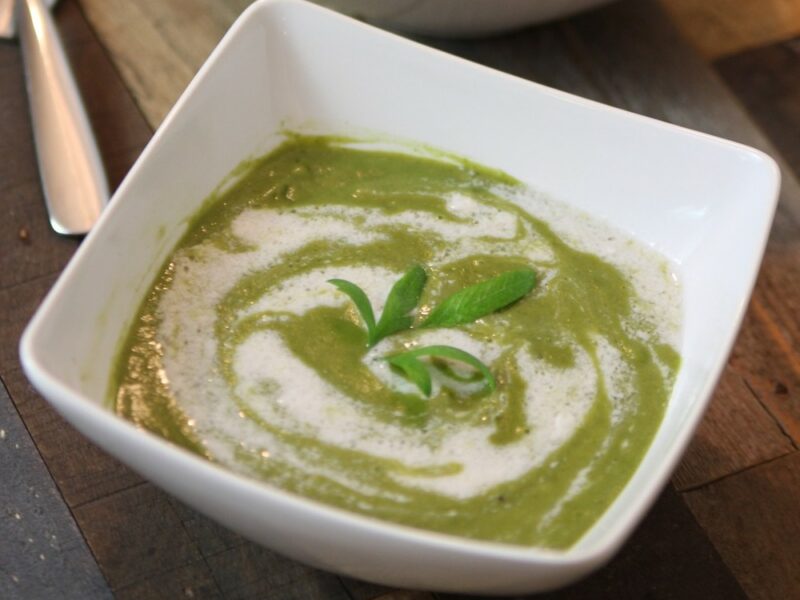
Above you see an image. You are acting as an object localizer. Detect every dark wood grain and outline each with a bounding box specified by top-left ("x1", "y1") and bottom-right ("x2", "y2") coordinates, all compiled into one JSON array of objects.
[
  {"x1": 672, "y1": 366, "x2": 795, "y2": 491},
  {"x1": 201, "y1": 544, "x2": 351, "y2": 600},
  {"x1": 113, "y1": 563, "x2": 221, "y2": 600},
  {"x1": 2, "y1": 366, "x2": 143, "y2": 508},
  {"x1": 441, "y1": 487, "x2": 746, "y2": 600},
  {"x1": 0, "y1": 274, "x2": 59, "y2": 372},
  {"x1": 729, "y1": 288, "x2": 800, "y2": 445},
  {"x1": 164, "y1": 500, "x2": 352, "y2": 600},
  {"x1": 658, "y1": 0, "x2": 800, "y2": 60},
  {"x1": 717, "y1": 38, "x2": 800, "y2": 178},
  {"x1": 71, "y1": 483, "x2": 222, "y2": 596},
  {"x1": 0, "y1": 55, "x2": 78, "y2": 289},
  {"x1": 372, "y1": 593, "x2": 435, "y2": 600},
  {"x1": 684, "y1": 452, "x2": 800, "y2": 600},
  {"x1": 340, "y1": 577, "x2": 402, "y2": 600}
]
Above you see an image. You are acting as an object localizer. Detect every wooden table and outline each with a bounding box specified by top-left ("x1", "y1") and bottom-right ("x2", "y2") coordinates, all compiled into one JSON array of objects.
[{"x1": 2, "y1": 1, "x2": 799, "y2": 598}]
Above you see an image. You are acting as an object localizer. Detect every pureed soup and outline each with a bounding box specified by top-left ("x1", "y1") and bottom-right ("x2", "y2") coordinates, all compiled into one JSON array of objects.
[{"x1": 113, "y1": 135, "x2": 681, "y2": 548}]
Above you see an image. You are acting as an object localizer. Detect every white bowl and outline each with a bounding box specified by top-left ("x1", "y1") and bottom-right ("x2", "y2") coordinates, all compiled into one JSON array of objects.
[
  {"x1": 312, "y1": 0, "x2": 619, "y2": 37},
  {"x1": 20, "y1": 0, "x2": 779, "y2": 594}
]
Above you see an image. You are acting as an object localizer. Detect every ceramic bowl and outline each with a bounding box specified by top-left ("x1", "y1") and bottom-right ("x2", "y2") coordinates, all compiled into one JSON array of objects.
[
  {"x1": 310, "y1": 0, "x2": 619, "y2": 37},
  {"x1": 20, "y1": 0, "x2": 779, "y2": 594}
]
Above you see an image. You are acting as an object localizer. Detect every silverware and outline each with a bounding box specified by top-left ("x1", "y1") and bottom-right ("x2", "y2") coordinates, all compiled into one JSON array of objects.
[{"x1": 2, "y1": 0, "x2": 108, "y2": 235}]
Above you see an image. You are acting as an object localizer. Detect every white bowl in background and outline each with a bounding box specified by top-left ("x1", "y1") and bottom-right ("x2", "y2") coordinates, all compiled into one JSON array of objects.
[
  {"x1": 313, "y1": 0, "x2": 618, "y2": 37},
  {"x1": 20, "y1": 0, "x2": 779, "y2": 594}
]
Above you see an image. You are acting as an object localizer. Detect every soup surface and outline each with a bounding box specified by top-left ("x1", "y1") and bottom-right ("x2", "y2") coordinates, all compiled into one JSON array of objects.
[{"x1": 113, "y1": 135, "x2": 681, "y2": 548}]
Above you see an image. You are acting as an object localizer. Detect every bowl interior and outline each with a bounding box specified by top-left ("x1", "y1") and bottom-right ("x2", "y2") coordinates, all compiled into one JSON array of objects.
[{"x1": 21, "y1": 0, "x2": 778, "y2": 591}]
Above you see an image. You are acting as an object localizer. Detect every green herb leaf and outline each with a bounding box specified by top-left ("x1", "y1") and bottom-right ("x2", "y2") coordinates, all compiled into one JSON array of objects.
[
  {"x1": 431, "y1": 358, "x2": 484, "y2": 383},
  {"x1": 374, "y1": 265, "x2": 427, "y2": 343},
  {"x1": 386, "y1": 345, "x2": 496, "y2": 396},
  {"x1": 421, "y1": 269, "x2": 536, "y2": 329},
  {"x1": 328, "y1": 279, "x2": 376, "y2": 340},
  {"x1": 386, "y1": 353, "x2": 432, "y2": 397}
]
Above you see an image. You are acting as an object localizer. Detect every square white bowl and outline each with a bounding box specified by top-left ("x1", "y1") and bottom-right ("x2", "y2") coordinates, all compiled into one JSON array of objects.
[{"x1": 20, "y1": 0, "x2": 779, "y2": 594}]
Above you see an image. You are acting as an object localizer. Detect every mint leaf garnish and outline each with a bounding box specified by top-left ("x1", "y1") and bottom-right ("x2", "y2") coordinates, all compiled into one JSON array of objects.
[
  {"x1": 420, "y1": 269, "x2": 536, "y2": 329},
  {"x1": 385, "y1": 352, "x2": 433, "y2": 397},
  {"x1": 329, "y1": 265, "x2": 426, "y2": 347},
  {"x1": 328, "y1": 278, "x2": 377, "y2": 342},
  {"x1": 374, "y1": 265, "x2": 427, "y2": 343},
  {"x1": 331, "y1": 266, "x2": 535, "y2": 396},
  {"x1": 386, "y1": 345, "x2": 496, "y2": 397}
]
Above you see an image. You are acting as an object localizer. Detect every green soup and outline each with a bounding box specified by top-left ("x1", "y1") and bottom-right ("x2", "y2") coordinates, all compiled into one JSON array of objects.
[{"x1": 112, "y1": 136, "x2": 680, "y2": 548}]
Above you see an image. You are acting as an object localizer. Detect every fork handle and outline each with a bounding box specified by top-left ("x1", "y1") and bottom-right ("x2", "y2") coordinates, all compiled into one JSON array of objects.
[{"x1": 18, "y1": 0, "x2": 109, "y2": 235}]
